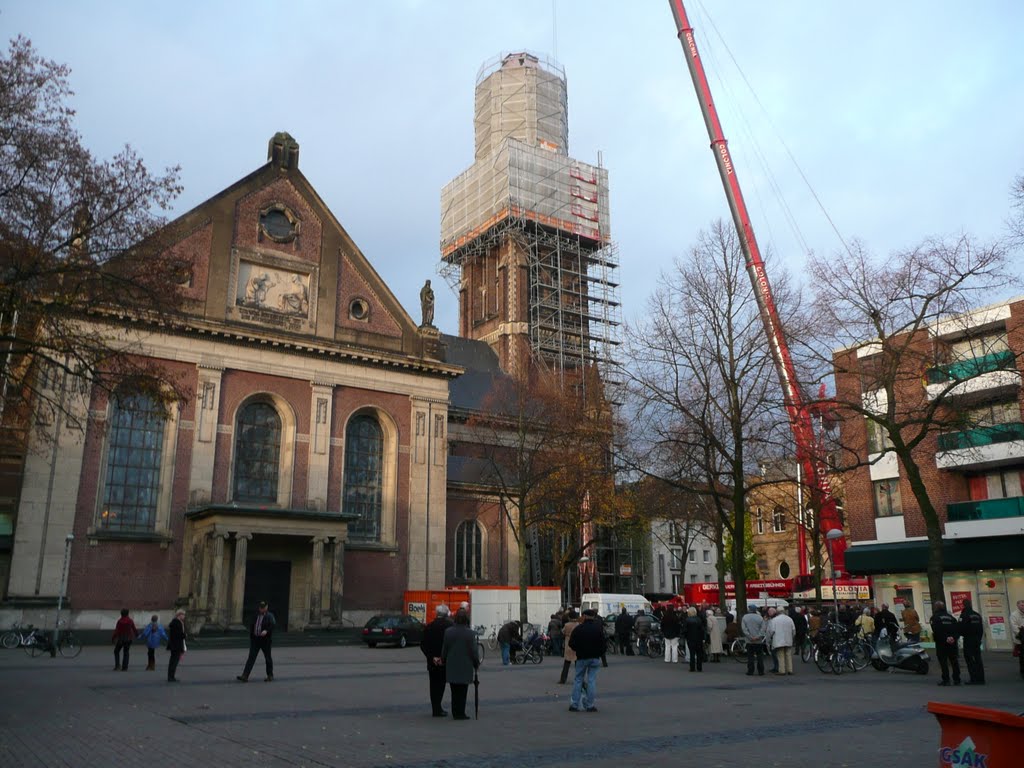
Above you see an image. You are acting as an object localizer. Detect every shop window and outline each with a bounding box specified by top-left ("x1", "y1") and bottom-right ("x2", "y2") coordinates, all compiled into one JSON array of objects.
[
  {"x1": 233, "y1": 401, "x2": 282, "y2": 503},
  {"x1": 99, "y1": 390, "x2": 165, "y2": 532},
  {"x1": 454, "y1": 520, "x2": 483, "y2": 580},
  {"x1": 873, "y1": 479, "x2": 903, "y2": 518},
  {"x1": 343, "y1": 415, "x2": 384, "y2": 542}
]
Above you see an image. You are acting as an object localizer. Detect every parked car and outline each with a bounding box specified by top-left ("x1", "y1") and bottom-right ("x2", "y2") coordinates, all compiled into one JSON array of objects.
[{"x1": 361, "y1": 614, "x2": 425, "y2": 648}]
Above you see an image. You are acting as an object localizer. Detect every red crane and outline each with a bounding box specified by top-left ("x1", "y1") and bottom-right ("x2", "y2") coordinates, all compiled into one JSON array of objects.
[{"x1": 667, "y1": 1, "x2": 847, "y2": 573}]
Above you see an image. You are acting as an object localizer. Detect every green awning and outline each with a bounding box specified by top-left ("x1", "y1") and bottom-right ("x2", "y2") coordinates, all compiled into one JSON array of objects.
[{"x1": 845, "y1": 536, "x2": 1024, "y2": 575}]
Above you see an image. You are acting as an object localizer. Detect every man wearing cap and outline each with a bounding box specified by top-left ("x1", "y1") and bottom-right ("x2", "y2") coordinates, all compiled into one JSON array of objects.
[
  {"x1": 568, "y1": 610, "x2": 604, "y2": 713},
  {"x1": 421, "y1": 604, "x2": 453, "y2": 716}
]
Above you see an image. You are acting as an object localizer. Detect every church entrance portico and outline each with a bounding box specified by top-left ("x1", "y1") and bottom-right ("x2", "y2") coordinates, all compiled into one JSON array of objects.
[{"x1": 182, "y1": 505, "x2": 353, "y2": 633}]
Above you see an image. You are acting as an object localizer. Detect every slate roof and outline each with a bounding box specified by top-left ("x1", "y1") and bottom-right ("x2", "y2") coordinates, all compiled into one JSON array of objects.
[{"x1": 441, "y1": 333, "x2": 515, "y2": 415}]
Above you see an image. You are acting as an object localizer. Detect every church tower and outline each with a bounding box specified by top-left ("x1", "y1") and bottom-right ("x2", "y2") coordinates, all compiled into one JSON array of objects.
[{"x1": 440, "y1": 52, "x2": 620, "y2": 381}]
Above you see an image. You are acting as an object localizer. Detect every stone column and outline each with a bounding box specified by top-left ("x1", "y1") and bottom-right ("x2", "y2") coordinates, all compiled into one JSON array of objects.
[
  {"x1": 307, "y1": 383, "x2": 334, "y2": 511},
  {"x1": 229, "y1": 532, "x2": 252, "y2": 628},
  {"x1": 308, "y1": 536, "x2": 328, "y2": 627},
  {"x1": 189, "y1": 364, "x2": 223, "y2": 508},
  {"x1": 329, "y1": 535, "x2": 345, "y2": 625},
  {"x1": 208, "y1": 531, "x2": 229, "y2": 628}
]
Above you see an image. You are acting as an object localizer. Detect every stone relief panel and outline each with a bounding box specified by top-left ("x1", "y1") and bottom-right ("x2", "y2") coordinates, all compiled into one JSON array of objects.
[{"x1": 228, "y1": 248, "x2": 318, "y2": 334}]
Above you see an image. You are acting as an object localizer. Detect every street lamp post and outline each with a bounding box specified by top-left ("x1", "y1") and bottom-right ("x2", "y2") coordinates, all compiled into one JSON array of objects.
[
  {"x1": 825, "y1": 529, "x2": 843, "y2": 625},
  {"x1": 52, "y1": 533, "x2": 74, "y2": 656},
  {"x1": 577, "y1": 556, "x2": 591, "y2": 605}
]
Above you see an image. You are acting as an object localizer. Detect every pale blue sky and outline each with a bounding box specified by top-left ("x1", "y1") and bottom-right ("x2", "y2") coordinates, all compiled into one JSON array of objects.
[{"x1": 4, "y1": 1, "x2": 1023, "y2": 334}]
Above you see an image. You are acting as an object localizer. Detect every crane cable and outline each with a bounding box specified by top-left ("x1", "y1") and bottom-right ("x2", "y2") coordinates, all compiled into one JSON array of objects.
[
  {"x1": 691, "y1": 3, "x2": 811, "y2": 263},
  {"x1": 694, "y1": 0, "x2": 857, "y2": 262}
]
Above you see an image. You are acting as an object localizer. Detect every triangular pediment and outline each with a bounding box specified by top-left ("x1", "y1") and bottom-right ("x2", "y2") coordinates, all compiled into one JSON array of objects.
[{"x1": 153, "y1": 133, "x2": 430, "y2": 361}]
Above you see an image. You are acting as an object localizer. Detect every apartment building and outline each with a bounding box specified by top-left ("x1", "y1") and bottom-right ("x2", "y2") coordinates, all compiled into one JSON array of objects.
[{"x1": 838, "y1": 297, "x2": 1024, "y2": 649}]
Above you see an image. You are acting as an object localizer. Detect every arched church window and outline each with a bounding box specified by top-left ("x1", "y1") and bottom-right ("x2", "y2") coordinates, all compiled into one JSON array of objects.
[
  {"x1": 455, "y1": 520, "x2": 483, "y2": 580},
  {"x1": 233, "y1": 401, "x2": 282, "y2": 503},
  {"x1": 100, "y1": 390, "x2": 165, "y2": 531},
  {"x1": 343, "y1": 415, "x2": 384, "y2": 541}
]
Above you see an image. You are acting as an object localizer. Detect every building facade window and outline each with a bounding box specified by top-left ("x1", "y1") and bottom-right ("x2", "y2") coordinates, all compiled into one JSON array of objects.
[
  {"x1": 658, "y1": 553, "x2": 666, "y2": 590},
  {"x1": 688, "y1": 549, "x2": 696, "y2": 563},
  {"x1": 454, "y1": 519, "x2": 483, "y2": 580},
  {"x1": 233, "y1": 401, "x2": 282, "y2": 503},
  {"x1": 873, "y1": 478, "x2": 903, "y2": 518},
  {"x1": 755, "y1": 506, "x2": 764, "y2": 535},
  {"x1": 702, "y1": 549, "x2": 710, "y2": 563},
  {"x1": 99, "y1": 391, "x2": 165, "y2": 532},
  {"x1": 343, "y1": 414, "x2": 384, "y2": 541},
  {"x1": 772, "y1": 506, "x2": 786, "y2": 533},
  {"x1": 670, "y1": 548, "x2": 682, "y2": 570},
  {"x1": 866, "y1": 419, "x2": 894, "y2": 454}
]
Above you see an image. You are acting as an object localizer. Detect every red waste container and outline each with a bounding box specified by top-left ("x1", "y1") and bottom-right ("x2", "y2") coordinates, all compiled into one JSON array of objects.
[{"x1": 927, "y1": 702, "x2": 1024, "y2": 767}]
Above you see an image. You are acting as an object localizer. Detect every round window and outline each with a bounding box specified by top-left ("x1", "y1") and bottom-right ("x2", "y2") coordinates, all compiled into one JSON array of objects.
[
  {"x1": 778, "y1": 560, "x2": 791, "y2": 579},
  {"x1": 350, "y1": 298, "x2": 369, "y2": 321}
]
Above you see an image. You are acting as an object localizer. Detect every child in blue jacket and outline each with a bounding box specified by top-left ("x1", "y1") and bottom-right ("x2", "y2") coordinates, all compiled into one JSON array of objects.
[{"x1": 139, "y1": 615, "x2": 169, "y2": 671}]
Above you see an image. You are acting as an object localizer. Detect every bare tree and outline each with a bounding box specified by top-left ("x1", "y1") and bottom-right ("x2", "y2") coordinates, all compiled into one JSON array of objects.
[
  {"x1": 0, "y1": 36, "x2": 188, "y2": 434},
  {"x1": 803, "y1": 234, "x2": 1016, "y2": 604},
  {"x1": 468, "y1": 366, "x2": 617, "y2": 622},
  {"x1": 622, "y1": 220, "x2": 794, "y2": 613}
]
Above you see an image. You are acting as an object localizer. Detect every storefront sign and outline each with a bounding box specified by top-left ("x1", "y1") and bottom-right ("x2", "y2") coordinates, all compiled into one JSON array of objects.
[
  {"x1": 619, "y1": 564, "x2": 633, "y2": 576},
  {"x1": 950, "y1": 591, "x2": 972, "y2": 616},
  {"x1": 987, "y1": 615, "x2": 1007, "y2": 640}
]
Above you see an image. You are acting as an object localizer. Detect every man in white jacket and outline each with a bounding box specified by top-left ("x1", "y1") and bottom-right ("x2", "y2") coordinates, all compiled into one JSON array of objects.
[
  {"x1": 1010, "y1": 600, "x2": 1024, "y2": 680},
  {"x1": 770, "y1": 609, "x2": 797, "y2": 676}
]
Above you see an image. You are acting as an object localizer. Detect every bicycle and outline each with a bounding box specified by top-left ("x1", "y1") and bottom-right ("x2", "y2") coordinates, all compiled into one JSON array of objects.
[
  {"x1": 645, "y1": 632, "x2": 665, "y2": 660},
  {"x1": 23, "y1": 621, "x2": 82, "y2": 659},
  {"x1": 1, "y1": 622, "x2": 36, "y2": 649},
  {"x1": 484, "y1": 626, "x2": 499, "y2": 651},
  {"x1": 472, "y1": 626, "x2": 487, "y2": 664},
  {"x1": 729, "y1": 636, "x2": 748, "y2": 661}
]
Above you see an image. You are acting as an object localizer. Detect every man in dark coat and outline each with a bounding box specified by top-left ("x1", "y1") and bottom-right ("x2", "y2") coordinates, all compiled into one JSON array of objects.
[
  {"x1": 441, "y1": 608, "x2": 479, "y2": 720},
  {"x1": 874, "y1": 603, "x2": 898, "y2": 641},
  {"x1": 614, "y1": 607, "x2": 635, "y2": 656},
  {"x1": 568, "y1": 610, "x2": 605, "y2": 712},
  {"x1": 237, "y1": 601, "x2": 276, "y2": 682},
  {"x1": 959, "y1": 599, "x2": 985, "y2": 685},
  {"x1": 683, "y1": 607, "x2": 705, "y2": 672},
  {"x1": 167, "y1": 609, "x2": 187, "y2": 682},
  {"x1": 930, "y1": 600, "x2": 961, "y2": 686},
  {"x1": 421, "y1": 604, "x2": 453, "y2": 716}
]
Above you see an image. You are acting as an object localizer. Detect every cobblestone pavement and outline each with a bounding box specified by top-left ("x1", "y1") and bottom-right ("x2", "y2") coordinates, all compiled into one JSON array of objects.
[{"x1": 1, "y1": 643, "x2": 1021, "y2": 767}]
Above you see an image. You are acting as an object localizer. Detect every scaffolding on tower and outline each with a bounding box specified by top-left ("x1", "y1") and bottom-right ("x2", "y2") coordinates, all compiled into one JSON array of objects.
[{"x1": 439, "y1": 52, "x2": 621, "y2": 395}]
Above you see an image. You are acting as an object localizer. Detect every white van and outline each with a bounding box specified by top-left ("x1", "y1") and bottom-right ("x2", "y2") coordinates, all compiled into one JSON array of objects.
[
  {"x1": 580, "y1": 593, "x2": 653, "y2": 618},
  {"x1": 726, "y1": 597, "x2": 789, "y2": 615}
]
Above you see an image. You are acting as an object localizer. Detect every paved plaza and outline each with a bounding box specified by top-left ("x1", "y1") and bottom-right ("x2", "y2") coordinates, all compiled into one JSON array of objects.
[{"x1": 0, "y1": 642, "x2": 1021, "y2": 767}]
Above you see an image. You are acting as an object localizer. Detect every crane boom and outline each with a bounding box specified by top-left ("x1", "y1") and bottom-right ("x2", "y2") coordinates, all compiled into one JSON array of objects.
[{"x1": 667, "y1": 0, "x2": 846, "y2": 572}]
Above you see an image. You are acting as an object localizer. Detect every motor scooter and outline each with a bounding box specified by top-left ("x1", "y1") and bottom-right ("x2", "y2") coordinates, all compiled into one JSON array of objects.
[{"x1": 870, "y1": 627, "x2": 929, "y2": 674}]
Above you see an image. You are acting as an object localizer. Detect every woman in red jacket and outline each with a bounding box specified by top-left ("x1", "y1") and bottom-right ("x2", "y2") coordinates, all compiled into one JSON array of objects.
[{"x1": 111, "y1": 609, "x2": 138, "y2": 671}]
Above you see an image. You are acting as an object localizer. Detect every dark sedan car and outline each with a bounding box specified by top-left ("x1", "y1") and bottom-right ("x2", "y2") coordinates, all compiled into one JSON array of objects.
[{"x1": 361, "y1": 614, "x2": 425, "y2": 648}]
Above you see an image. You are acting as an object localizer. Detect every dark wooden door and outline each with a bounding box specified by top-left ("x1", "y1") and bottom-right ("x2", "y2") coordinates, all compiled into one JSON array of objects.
[{"x1": 243, "y1": 560, "x2": 291, "y2": 631}]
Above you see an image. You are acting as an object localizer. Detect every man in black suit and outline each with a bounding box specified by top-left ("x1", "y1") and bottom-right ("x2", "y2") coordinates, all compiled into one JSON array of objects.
[
  {"x1": 237, "y1": 601, "x2": 276, "y2": 682},
  {"x1": 420, "y1": 604, "x2": 453, "y2": 717}
]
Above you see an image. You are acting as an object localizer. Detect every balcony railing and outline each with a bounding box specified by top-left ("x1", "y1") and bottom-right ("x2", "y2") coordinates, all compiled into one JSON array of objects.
[
  {"x1": 925, "y1": 350, "x2": 1015, "y2": 385},
  {"x1": 937, "y1": 422, "x2": 1024, "y2": 451},
  {"x1": 947, "y1": 496, "x2": 1024, "y2": 522}
]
